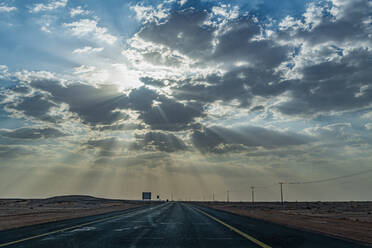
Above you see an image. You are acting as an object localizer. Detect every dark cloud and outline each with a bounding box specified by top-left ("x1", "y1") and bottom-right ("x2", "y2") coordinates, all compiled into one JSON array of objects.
[
  {"x1": 128, "y1": 86, "x2": 158, "y2": 111},
  {"x1": 278, "y1": 49, "x2": 372, "y2": 115},
  {"x1": 31, "y1": 80, "x2": 130, "y2": 126},
  {"x1": 192, "y1": 125, "x2": 312, "y2": 153},
  {"x1": 131, "y1": 131, "x2": 187, "y2": 153},
  {"x1": 7, "y1": 78, "x2": 203, "y2": 131},
  {"x1": 139, "y1": 97, "x2": 204, "y2": 130},
  {"x1": 250, "y1": 105, "x2": 265, "y2": 112},
  {"x1": 138, "y1": 8, "x2": 290, "y2": 68},
  {"x1": 138, "y1": 8, "x2": 215, "y2": 58},
  {"x1": 136, "y1": 1, "x2": 371, "y2": 118},
  {"x1": 211, "y1": 18, "x2": 290, "y2": 68},
  {"x1": 11, "y1": 85, "x2": 29, "y2": 93},
  {"x1": 172, "y1": 67, "x2": 289, "y2": 107},
  {"x1": 141, "y1": 51, "x2": 184, "y2": 67},
  {"x1": 0, "y1": 127, "x2": 66, "y2": 139},
  {"x1": 294, "y1": 0, "x2": 371, "y2": 45},
  {"x1": 140, "y1": 77, "x2": 166, "y2": 87},
  {"x1": 175, "y1": 73, "x2": 250, "y2": 105},
  {"x1": 12, "y1": 94, "x2": 57, "y2": 122},
  {"x1": 28, "y1": 80, "x2": 203, "y2": 131}
]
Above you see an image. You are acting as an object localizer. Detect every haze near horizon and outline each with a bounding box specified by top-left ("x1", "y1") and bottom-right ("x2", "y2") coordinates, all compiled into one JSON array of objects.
[{"x1": 0, "y1": 0, "x2": 371, "y2": 201}]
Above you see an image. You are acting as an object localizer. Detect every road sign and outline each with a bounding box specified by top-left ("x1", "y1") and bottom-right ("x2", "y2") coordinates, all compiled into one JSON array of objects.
[{"x1": 142, "y1": 192, "x2": 151, "y2": 200}]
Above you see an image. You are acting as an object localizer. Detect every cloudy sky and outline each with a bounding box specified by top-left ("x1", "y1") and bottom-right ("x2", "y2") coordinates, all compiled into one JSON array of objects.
[{"x1": 0, "y1": 0, "x2": 371, "y2": 201}]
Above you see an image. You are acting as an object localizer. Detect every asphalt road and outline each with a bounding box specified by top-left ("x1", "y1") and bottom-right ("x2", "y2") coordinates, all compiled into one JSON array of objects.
[{"x1": 0, "y1": 202, "x2": 368, "y2": 248}]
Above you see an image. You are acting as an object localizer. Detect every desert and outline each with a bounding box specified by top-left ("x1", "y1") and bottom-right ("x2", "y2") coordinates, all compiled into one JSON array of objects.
[
  {"x1": 0, "y1": 195, "x2": 154, "y2": 231},
  {"x1": 197, "y1": 201, "x2": 372, "y2": 245}
]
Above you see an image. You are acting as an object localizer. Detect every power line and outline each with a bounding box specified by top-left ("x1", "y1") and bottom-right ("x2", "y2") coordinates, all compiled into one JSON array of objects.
[
  {"x1": 198, "y1": 169, "x2": 371, "y2": 202},
  {"x1": 278, "y1": 169, "x2": 372, "y2": 204},
  {"x1": 284, "y1": 168, "x2": 372, "y2": 185}
]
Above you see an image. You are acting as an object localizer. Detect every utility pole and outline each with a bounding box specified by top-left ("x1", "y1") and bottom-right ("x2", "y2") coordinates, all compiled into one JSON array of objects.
[
  {"x1": 279, "y1": 182, "x2": 284, "y2": 205},
  {"x1": 227, "y1": 190, "x2": 230, "y2": 202},
  {"x1": 212, "y1": 192, "x2": 215, "y2": 201},
  {"x1": 171, "y1": 193, "x2": 173, "y2": 201},
  {"x1": 251, "y1": 186, "x2": 255, "y2": 205}
]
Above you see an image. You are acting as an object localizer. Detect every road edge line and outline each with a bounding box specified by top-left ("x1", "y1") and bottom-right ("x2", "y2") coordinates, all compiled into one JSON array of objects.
[
  {"x1": 0, "y1": 203, "x2": 169, "y2": 248},
  {"x1": 191, "y1": 206, "x2": 272, "y2": 248}
]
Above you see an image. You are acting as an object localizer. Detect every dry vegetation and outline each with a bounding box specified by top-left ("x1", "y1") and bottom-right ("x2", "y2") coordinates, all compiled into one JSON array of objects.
[
  {"x1": 0, "y1": 195, "x2": 154, "y2": 231},
  {"x1": 198, "y1": 201, "x2": 372, "y2": 245}
]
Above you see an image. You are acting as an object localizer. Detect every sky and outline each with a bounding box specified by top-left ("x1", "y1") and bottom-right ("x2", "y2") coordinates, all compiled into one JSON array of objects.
[{"x1": 0, "y1": 0, "x2": 371, "y2": 201}]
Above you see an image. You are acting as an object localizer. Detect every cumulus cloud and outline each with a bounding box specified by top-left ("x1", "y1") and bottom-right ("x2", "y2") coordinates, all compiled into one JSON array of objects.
[
  {"x1": 30, "y1": 0, "x2": 67, "y2": 13},
  {"x1": 1, "y1": 0, "x2": 372, "y2": 189},
  {"x1": 130, "y1": 3, "x2": 169, "y2": 23},
  {"x1": 30, "y1": 80, "x2": 129, "y2": 126},
  {"x1": 0, "y1": 4, "x2": 17, "y2": 12},
  {"x1": 362, "y1": 111, "x2": 372, "y2": 120},
  {"x1": 139, "y1": 98, "x2": 204, "y2": 131},
  {"x1": 63, "y1": 19, "x2": 117, "y2": 44},
  {"x1": 4, "y1": 75, "x2": 202, "y2": 130},
  {"x1": 292, "y1": 0, "x2": 371, "y2": 46},
  {"x1": 70, "y1": 6, "x2": 91, "y2": 17},
  {"x1": 72, "y1": 46, "x2": 104, "y2": 54},
  {"x1": 10, "y1": 94, "x2": 57, "y2": 122},
  {"x1": 274, "y1": 0, "x2": 372, "y2": 116},
  {"x1": 137, "y1": 8, "x2": 215, "y2": 58},
  {"x1": 211, "y1": 17, "x2": 290, "y2": 68},
  {"x1": 278, "y1": 48, "x2": 372, "y2": 116},
  {"x1": 192, "y1": 125, "x2": 312, "y2": 153},
  {"x1": 128, "y1": 0, "x2": 371, "y2": 119}
]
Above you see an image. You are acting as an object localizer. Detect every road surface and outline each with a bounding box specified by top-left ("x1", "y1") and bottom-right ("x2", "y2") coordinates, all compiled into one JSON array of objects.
[{"x1": 0, "y1": 202, "x2": 368, "y2": 248}]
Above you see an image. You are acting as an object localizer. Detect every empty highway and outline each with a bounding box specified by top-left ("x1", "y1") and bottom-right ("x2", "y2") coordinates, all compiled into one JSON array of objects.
[{"x1": 0, "y1": 202, "x2": 368, "y2": 248}]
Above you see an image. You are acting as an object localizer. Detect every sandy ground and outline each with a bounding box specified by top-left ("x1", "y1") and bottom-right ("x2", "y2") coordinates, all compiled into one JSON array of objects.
[
  {"x1": 197, "y1": 201, "x2": 372, "y2": 245},
  {"x1": 0, "y1": 195, "x2": 156, "y2": 231}
]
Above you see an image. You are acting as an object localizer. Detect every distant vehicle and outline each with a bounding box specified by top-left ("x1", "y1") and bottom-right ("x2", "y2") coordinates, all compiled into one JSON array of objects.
[{"x1": 142, "y1": 192, "x2": 151, "y2": 200}]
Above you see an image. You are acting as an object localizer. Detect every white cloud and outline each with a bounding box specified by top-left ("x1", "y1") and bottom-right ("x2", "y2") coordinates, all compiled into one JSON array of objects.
[
  {"x1": 73, "y1": 46, "x2": 104, "y2": 54},
  {"x1": 72, "y1": 63, "x2": 141, "y2": 89},
  {"x1": 73, "y1": 65, "x2": 96, "y2": 74},
  {"x1": 63, "y1": 19, "x2": 117, "y2": 44},
  {"x1": 211, "y1": 5, "x2": 239, "y2": 20},
  {"x1": 361, "y1": 111, "x2": 372, "y2": 120},
  {"x1": 0, "y1": 65, "x2": 9, "y2": 79},
  {"x1": 36, "y1": 15, "x2": 58, "y2": 33},
  {"x1": 0, "y1": 4, "x2": 17, "y2": 12},
  {"x1": 131, "y1": 5, "x2": 152, "y2": 21},
  {"x1": 30, "y1": 0, "x2": 68, "y2": 13},
  {"x1": 70, "y1": 6, "x2": 91, "y2": 17},
  {"x1": 13, "y1": 70, "x2": 56, "y2": 84},
  {"x1": 41, "y1": 22, "x2": 51, "y2": 33},
  {"x1": 73, "y1": 65, "x2": 109, "y2": 84},
  {"x1": 365, "y1": 123, "x2": 372, "y2": 130},
  {"x1": 179, "y1": 0, "x2": 187, "y2": 6},
  {"x1": 130, "y1": 4, "x2": 168, "y2": 23}
]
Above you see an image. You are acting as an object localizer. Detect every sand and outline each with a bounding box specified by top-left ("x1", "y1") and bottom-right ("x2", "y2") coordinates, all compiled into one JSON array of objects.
[
  {"x1": 197, "y1": 201, "x2": 372, "y2": 245},
  {"x1": 0, "y1": 195, "x2": 155, "y2": 231}
]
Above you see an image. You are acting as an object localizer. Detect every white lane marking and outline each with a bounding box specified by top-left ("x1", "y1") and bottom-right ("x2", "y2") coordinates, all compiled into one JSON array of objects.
[{"x1": 69, "y1": 226, "x2": 96, "y2": 233}]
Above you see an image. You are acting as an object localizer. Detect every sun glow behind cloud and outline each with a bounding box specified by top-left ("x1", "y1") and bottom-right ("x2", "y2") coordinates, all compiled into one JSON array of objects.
[{"x1": 0, "y1": 0, "x2": 371, "y2": 201}]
